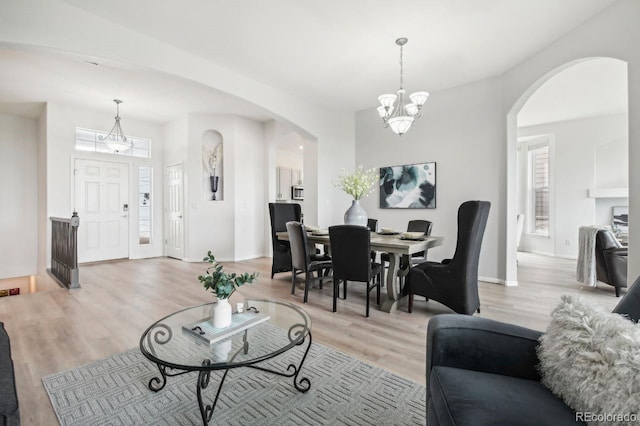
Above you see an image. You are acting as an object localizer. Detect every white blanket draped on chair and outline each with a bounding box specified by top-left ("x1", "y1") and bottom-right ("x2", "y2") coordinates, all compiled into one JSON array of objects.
[{"x1": 576, "y1": 225, "x2": 606, "y2": 286}]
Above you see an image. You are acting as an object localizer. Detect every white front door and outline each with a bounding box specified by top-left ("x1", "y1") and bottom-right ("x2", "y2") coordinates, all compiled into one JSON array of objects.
[
  {"x1": 75, "y1": 159, "x2": 130, "y2": 263},
  {"x1": 165, "y1": 164, "x2": 184, "y2": 259}
]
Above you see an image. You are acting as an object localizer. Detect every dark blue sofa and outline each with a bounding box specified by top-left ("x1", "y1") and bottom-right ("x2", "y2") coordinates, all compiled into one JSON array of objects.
[
  {"x1": 0, "y1": 322, "x2": 19, "y2": 425},
  {"x1": 426, "y1": 276, "x2": 640, "y2": 425}
]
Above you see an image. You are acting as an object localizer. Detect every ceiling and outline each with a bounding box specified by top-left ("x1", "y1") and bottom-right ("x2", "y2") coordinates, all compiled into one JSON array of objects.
[{"x1": 0, "y1": 0, "x2": 623, "y2": 125}]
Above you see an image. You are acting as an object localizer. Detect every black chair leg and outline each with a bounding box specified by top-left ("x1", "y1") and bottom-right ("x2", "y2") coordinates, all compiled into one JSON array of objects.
[
  {"x1": 408, "y1": 294, "x2": 414, "y2": 313},
  {"x1": 366, "y1": 283, "x2": 370, "y2": 317},
  {"x1": 332, "y1": 278, "x2": 339, "y2": 312},
  {"x1": 291, "y1": 269, "x2": 297, "y2": 295},
  {"x1": 615, "y1": 286, "x2": 621, "y2": 297},
  {"x1": 477, "y1": 306, "x2": 481, "y2": 313},
  {"x1": 376, "y1": 273, "x2": 381, "y2": 305},
  {"x1": 303, "y1": 273, "x2": 311, "y2": 303},
  {"x1": 343, "y1": 281, "x2": 348, "y2": 300}
]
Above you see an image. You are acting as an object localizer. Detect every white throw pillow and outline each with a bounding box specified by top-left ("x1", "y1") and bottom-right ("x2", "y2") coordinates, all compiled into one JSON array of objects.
[{"x1": 537, "y1": 295, "x2": 640, "y2": 426}]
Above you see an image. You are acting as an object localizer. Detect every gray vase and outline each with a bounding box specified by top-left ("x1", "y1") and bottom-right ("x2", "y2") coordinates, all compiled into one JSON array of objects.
[{"x1": 344, "y1": 199, "x2": 367, "y2": 226}]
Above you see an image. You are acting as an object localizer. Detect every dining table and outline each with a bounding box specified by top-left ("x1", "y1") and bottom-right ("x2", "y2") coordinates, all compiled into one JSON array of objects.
[{"x1": 277, "y1": 229, "x2": 444, "y2": 313}]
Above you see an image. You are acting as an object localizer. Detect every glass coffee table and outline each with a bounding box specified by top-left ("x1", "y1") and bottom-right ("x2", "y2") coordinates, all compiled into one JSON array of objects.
[{"x1": 139, "y1": 299, "x2": 312, "y2": 425}]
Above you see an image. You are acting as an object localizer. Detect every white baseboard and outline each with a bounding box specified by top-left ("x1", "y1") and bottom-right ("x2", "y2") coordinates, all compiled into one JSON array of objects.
[
  {"x1": 519, "y1": 250, "x2": 577, "y2": 261},
  {"x1": 479, "y1": 276, "x2": 518, "y2": 287}
]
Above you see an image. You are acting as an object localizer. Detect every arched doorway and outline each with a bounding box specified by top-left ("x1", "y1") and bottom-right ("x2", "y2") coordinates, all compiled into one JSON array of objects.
[{"x1": 506, "y1": 57, "x2": 629, "y2": 286}]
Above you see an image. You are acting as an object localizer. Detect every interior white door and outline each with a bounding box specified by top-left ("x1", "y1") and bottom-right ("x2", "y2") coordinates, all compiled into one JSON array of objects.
[
  {"x1": 165, "y1": 164, "x2": 184, "y2": 259},
  {"x1": 74, "y1": 159, "x2": 130, "y2": 263}
]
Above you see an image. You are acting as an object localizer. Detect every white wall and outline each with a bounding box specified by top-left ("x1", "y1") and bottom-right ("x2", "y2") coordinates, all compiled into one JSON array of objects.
[
  {"x1": 0, "y1": 112, "x2": 38, "y2": 278},
  {"x1": 233, "y1": 117, "x2": 266, "y2": 260},
  {"x1": 276, "y1": 148, "x2": 303, "y2": 171},
  {"x1": 517, "y1": 114, "x2": 627, "y2": 258},
  {"x1": 181, "y1": 114, "x2": 266, "y2": 262},
  {"x1": 357, "y1": 77, "x2": 504, "y2": 283}
]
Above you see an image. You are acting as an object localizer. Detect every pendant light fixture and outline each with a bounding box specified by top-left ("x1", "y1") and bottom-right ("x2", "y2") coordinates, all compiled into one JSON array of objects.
[
  {"x1": 99, "y1": 99, "x2": 132, "y2": 152},
  {"x1": 377, "y1": 38, "x2": 429, "y2": 136}
]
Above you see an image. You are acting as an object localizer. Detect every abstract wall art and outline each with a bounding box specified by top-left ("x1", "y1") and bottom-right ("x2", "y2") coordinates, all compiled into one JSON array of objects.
[
  {"x1": 612, "y1": 206, "x2": 628, "y2": 234},
  {"x1": 380, "y1": 162, "x2": 436, "y2": 209}
]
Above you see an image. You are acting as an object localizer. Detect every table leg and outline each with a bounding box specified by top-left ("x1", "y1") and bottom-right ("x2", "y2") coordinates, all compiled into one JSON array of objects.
[
  {"x1": 247, "y1": 327, "x2": 312, "y2": 393},
  {"x1": 380, "y1": 254, "x2": 411, "y2": 313},
  {"x1": 381, "y1": 253, "x2": 401, "y2": 312}
]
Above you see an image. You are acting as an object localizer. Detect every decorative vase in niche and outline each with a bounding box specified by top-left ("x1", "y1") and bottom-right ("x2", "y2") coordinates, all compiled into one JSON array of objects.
[
  {"x1": 344, "y1": 199, "x2": 367, "y2": 226},
  {"x1": 211, "y1": 298, "x2": 232, "y2": 328},
  {"x1": 210, "y1": 175, "x2": 219, "y2": 200}
]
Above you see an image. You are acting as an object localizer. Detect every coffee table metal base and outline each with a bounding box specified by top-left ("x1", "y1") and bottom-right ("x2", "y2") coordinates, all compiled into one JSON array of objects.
[{"x1": 148, "y1": 331, "x2": 313, "y2": 426}]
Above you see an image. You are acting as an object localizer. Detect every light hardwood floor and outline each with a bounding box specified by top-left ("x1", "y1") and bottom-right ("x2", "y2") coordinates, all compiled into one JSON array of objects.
[{"x1": 0, "y1": 252, "x2": 622, "y2": 425}]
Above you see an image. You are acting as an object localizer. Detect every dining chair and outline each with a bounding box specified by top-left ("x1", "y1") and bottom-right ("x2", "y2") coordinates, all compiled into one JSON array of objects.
[
  {"x1": 328, "y1": 225, "x2": 383, "y2": 317},
  {"x1": 380, "y1": 219, "x2": 433, "y2": 291},
  {"x1": 406, "y1": 219, "x2": 433, "y2": 265},
  {"x1": 405, "y1": 201, "x2": 490, "y2": 315},
  {"x1": 286, "y1": 221, "x2": 333, "y2": 303},
  {"x1": 268, "y1": 203, "x2": 301, "y2": 278},
  {"x1": 367, "y1": 218, "x2": 379, "y2": 262}
]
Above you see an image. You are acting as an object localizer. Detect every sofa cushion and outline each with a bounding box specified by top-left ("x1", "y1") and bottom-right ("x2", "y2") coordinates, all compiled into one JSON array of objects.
[
  {"x1": 0, "y1": 322, "x2": 20, "y2": 424},
  {"x1": 429, "y1": 366, "x2": 582, "y2": 426},
  {"x1": 538, "y1": 295, "x2": 640, "y2": 424}
]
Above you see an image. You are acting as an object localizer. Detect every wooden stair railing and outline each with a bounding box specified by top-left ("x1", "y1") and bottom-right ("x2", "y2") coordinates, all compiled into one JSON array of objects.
[{"x1": 48, "y1": 213, "x2": 80, "y2": 289}]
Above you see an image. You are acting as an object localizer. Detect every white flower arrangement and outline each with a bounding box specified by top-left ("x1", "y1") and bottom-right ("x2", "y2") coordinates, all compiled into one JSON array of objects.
[
  {"x1": 335, "y1": 166, "x2": 378, "y2": 200},
  {"x1": 203, "y1": 143, "x2": 222, "y2": 177}
]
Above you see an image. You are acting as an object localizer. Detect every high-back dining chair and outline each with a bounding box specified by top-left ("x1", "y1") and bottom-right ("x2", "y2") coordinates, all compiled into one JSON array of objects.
[
  {"x1": 381, "y1": 219, "x2": 433, "y2": 268},
  {"x1": 367, "y1": 218, "x2": 378, "y2": 232},
  {"x1": 268, "y1": 203, "x2": 301, "y2": 278},
  {"x1": 407, "y1": 219, "x2": 433, "y2": 263},
  {"x1": 286, "y1": 221, "x2": 333, "y2": 303},
  {"x1": 405, "y1": 201, "x2": 490, "y2": 315},
  {"x1": 329, "y1": 225, "x2": 383, "y2": 317}
]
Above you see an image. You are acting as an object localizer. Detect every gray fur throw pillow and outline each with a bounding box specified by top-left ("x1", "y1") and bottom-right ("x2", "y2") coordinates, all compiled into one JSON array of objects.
[{"x1": 537, "y1": 295, "x2": 640, "y2": 425}]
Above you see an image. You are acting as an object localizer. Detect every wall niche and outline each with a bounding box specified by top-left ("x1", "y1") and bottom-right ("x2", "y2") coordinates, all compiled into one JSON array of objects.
[{"x1": 202, "y1": 130, "x2": 224, "y2": 201}]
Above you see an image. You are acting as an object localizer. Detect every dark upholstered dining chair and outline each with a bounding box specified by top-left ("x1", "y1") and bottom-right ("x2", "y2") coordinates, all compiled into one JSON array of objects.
[
  {"x1": 286, "y1": 221, "x2": 332, "y2": 303},
  {"x1": 380, "y1": 219, "x2": 433, "y2": 291},
  {"x1": 405, "y1": 201, "x2": 490, "y2": 315},
  {"x1": 381, "y1": 219, "x2": 433, "y2": 265},
  {"x1": 367, "y1": 218, "x2": 378, "y2": 232},
  {"x1": 595, "y1": 229, "x2": 628, "y2": 297},
  {"x1": 329, "y1": 225, "x2": 383, "y2": 317},
  {"x1": 268, "y1": 203, "x2": 301, "y2": 278}
]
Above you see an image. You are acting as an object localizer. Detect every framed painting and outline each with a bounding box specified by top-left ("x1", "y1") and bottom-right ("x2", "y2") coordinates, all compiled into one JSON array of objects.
[
  {"x1": 612, "y1": 206, "x2": 628, "y2": 234},
  {"x1": 380, "y1": 162, "x2": 436, "y2": 209}
]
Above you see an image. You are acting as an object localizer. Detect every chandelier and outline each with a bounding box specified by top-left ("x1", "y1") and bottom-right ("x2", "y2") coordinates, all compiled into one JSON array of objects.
[
  {"x1": 99, "y1": 99, "x2": 132, "y2": 152},
  {"x1": 377, "y1": 38, "x2": 429, "y2": 136}
]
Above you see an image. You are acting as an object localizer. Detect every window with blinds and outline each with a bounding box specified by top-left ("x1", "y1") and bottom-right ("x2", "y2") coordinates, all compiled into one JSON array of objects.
[{"x1": 529, "y1": 143, "x2": 550, "y2": 235}]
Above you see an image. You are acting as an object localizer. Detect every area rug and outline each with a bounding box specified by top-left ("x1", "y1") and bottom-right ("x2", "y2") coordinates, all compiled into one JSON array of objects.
[{"x1": 43, "y1": 341, "x2": 426, "y2": 425}]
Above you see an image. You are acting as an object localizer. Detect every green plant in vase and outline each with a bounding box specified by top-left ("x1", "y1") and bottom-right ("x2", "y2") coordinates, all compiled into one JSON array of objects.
[{"x1": 198, "y1": 251, "x2": 258, "y2": 328}]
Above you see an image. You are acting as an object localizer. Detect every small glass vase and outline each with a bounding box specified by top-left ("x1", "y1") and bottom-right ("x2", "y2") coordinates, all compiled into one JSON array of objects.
[
  {"x1": 211, "y1": 297, "x2": 232, "y2": 328},
  {"x1": 344, "y1": 199, "x2": 367, "y2": 226},
  {"x1": 210, "y1": 175, "x2": 219, "y2": 201}
]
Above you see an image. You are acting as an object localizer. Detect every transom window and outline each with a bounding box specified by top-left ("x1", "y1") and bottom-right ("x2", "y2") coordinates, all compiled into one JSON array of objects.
[{"x1": 75, "y1": 127, "x2": 151, "y2": 158}]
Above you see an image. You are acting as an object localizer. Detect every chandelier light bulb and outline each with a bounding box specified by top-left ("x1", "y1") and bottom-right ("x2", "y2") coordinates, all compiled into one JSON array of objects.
[{"x1": 377, "y1": 38, "x2": 428, "y2": 136}]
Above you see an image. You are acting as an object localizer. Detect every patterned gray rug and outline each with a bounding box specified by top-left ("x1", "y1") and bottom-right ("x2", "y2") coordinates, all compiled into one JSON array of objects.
[{"x1": 43, "y1": 341, "x2": 426, "y2": 425}]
